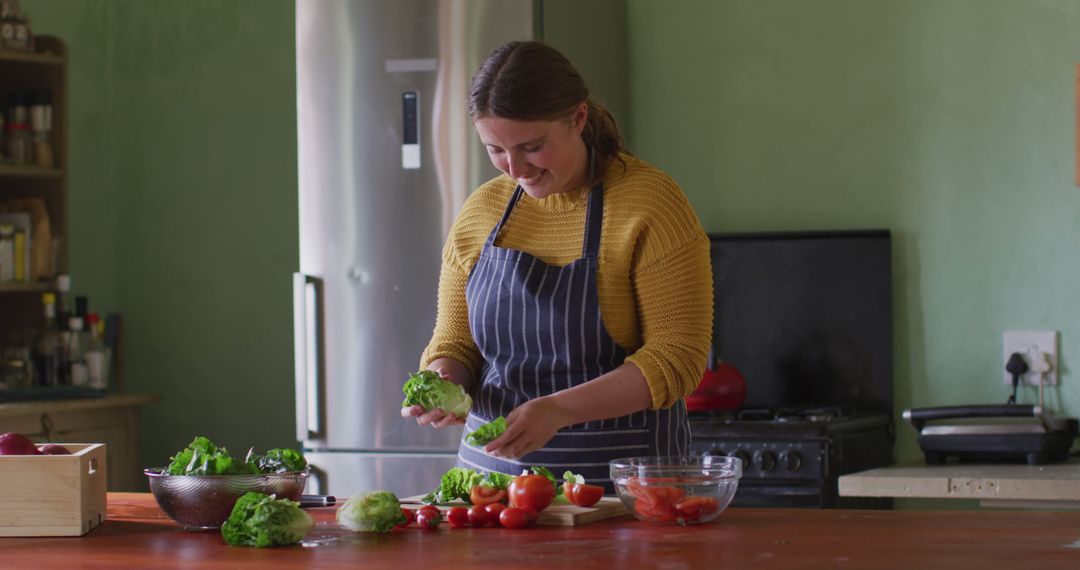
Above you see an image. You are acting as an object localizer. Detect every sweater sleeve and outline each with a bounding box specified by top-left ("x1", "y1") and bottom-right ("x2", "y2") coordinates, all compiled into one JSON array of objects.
[
  {"x1": 418, "y1": 247, "x2": 482, "y2": 380},
  {"x1": 621, "y1": 178, "x2": 713, "y2": 409},
  {"x1": 417, "y1": 187, "x2": 497, "y2": 381}
]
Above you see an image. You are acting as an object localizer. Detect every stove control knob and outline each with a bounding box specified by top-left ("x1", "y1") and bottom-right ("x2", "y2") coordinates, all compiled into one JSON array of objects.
[
  {"x1": 780, "y1": 450, "x2": 803, "y2": 472},
  {"x1": 727, "y1": 450, "x2": 752, "y2": 469},
  {"x1": 755, "y1": 450, "x2": 777, "y2": 472}
]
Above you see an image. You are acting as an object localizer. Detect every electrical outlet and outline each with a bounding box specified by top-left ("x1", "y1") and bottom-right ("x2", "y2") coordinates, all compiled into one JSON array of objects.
[{"x1": 1002, "y1": 330, "x2": 1059, "y2": 386}]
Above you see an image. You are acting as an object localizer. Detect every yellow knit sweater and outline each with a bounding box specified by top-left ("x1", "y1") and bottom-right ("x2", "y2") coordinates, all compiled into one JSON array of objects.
[{"x1": 420, "y1": 154, "x2": 713, "y2": 409}]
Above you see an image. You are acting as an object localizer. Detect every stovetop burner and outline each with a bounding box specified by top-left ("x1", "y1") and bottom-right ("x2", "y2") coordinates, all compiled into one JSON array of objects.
[
  {"x1": 688, "y1": 406, "x2": 891, "y2": 439},
  {"x1": 740, "y1": 406, "x2": 857, "y2": 423}
]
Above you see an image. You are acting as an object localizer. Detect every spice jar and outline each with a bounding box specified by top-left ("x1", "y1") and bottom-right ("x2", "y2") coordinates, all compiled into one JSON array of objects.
[{"x1": 4, "y1": 122, "x2": 32, "y2": 164}]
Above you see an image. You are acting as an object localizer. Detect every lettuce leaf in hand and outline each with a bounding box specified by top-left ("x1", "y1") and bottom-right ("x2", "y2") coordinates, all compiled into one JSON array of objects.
[
  {"x1": 465, "y1": 416, "x2": 506, "y2": 447},
  {"x1": 401, "y1": 370, "x2": 472, "y2": 417}
]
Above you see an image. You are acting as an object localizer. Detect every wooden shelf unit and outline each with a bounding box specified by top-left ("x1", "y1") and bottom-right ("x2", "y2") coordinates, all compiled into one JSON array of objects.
[{"x1": 0, "y1": 36, "x2": 68, "y2": 335}]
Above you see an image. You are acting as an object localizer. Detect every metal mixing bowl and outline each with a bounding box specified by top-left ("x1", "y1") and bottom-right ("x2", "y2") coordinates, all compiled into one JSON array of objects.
[{"x1": 144, "y1": 468, "x2": 310, "y2": 531}]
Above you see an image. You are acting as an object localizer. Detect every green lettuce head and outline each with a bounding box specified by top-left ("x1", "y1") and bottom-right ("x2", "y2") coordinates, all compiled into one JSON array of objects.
[
  {"x1": 337, "y1": 490, "x2": 407, "y2": 533},
  {"x1": 221, "y1": 492, "x2": 314, "y2": 547},
  {"x1": 401, "y1": 370, "x2": 473, "y2": 417}
]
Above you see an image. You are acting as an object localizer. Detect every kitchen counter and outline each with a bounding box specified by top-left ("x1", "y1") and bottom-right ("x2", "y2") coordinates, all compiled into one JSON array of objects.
[
  {"x1": 839, "y1": 459, "x2": 1080, "y2": 509},
  {"x1": 2, "y1": 493, "x2": 1080, "y2": 568}
]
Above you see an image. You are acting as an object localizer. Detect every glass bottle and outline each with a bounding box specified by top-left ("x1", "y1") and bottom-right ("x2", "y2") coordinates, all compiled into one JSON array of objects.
[
  {"x1": 34, "y1": 292, "x2": 65, "y2": 387},
  {"x1": 84, "y1": 312, "x2": 109, "y2": 391},
  {"x1": 67, "y1": 316, "x2": 89, "y2": 387}
]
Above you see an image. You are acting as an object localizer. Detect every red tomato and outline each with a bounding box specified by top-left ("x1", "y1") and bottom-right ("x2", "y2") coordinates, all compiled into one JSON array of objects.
[
  {"x1": 467, "y1": 504, "x2": 490, "y2": 527},
  {"x1": 508, "y1": 474, "x2": 555, "y2": 511},
  {"x1": 417, "y1": 504, "x2": 441, "y2": 519},
  {"x1": 633, "y1": 496, "x2": 678, "y2": 523},
  {"x1": 446, "y1": 506, "x2": 470, "y2": 528},
  {"x1": 673, "y1": 496, "x2": 720, "y2": 522},
  {"x1": 626, "y1": 478, "x2": 686, "y2": 504},
  {"x1": 499, "y1": 507, "x2": 537, "y2": 529},
  {"x1": 562, "y1": 482, "x2": 604, "y2": 507},
  {"x1": 416, "y1": 511, "x2": 440, "y2": 530},
  {"x1": 398, "y1": 508, "x2": 416, "y2": 528},
  {"x1": 484, "y1": 502, "x2": 506, "y2": 527},
  {"x1": 469, "y1": 484, "x2": 508, "y2": 506}
]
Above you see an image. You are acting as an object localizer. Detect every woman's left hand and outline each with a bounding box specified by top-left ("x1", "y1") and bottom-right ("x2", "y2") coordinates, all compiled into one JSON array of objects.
[{"x1": 485, "y1": 396, "x2": 571, "y2": 459}]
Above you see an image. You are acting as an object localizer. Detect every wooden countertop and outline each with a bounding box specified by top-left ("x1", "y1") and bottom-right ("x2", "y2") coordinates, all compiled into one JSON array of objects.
[
  {"x1": 839, "y1": 460, "x2": 1080, "y2": 508},
  {"x1": 2, "y1": 493, "x2": 1080, "y2": 568}
]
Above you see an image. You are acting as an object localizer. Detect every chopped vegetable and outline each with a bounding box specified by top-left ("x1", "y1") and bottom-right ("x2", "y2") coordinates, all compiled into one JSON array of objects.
[
  {"x1": 257, "y1": 448, "x2": 308, "y2": 473},
  {"x1": 562, "y1": 471, "x2": 604, "y2": 507},
  {"x1": 336, "y1": 490, "x2": 408, "y2": 533},
  {"x1": 465, "y1": 416, "x2": 506, "y2": 446},
  {"x1": 167, "y1": 436, "x2": 258, "y2": 475},
  {"x1": 221, "y1": 492, "x2": 314, "y2": 547},
  {"x1": 401, "y1": 370, "x2": 473, "y2": 417},
  {"x1": 420, "y1": 467, "x2": 513, "y2": 503},
  {"x1": 165, "y1": 437, "x2": 306, "y2": 476}
]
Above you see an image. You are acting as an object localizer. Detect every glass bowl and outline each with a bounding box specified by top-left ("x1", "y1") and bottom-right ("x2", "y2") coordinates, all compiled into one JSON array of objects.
[
  {"x1": 610, "y1": 456, "x2": 741, "y2": 525},
  {"x1": 144, "y1": 468, "x2": 309, "y2": 531}
]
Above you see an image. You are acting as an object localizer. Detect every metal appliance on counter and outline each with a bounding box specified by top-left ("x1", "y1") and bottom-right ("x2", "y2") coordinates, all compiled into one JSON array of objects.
[
  {"x1": 903, "y1": 404, "x2": 1079, "y2": 465},
  {"x1": 293, "y1": 0, "x2": 628, "y2": 499},
  {"x1": 689, "y1": 231, "x2": 895, "y2": 508}
]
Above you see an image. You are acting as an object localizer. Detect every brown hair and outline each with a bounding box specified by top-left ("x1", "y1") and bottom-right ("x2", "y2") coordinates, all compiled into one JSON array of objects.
[{"x1": 468, "y1": 41, "x2": 626, "y2": 184}]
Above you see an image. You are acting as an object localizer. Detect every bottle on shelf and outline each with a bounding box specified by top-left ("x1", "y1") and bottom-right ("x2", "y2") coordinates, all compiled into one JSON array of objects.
[
  {"x1": 84, "y1": 312, "x2": 109, "y2": 391},
  {"x1": 29, "y1": 90, "x2": 53, "y2": 168},
  {"x1": 56, "y1": 273, "x2": 73, "y2": 327},
  {"x1": 4, "y1": 91, "x2": 32, "y2": 165},
  {"x1": 66, "y1": 315, "x2": 88, "y2": 386},
  {"x1": 34, "y1": 292, "x2": 66, "y2": 387}
]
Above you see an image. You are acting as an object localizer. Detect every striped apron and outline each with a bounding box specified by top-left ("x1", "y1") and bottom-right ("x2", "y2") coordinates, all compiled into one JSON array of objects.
[{"x1": 458, "y1": 182, "x2": 689, "y2": 490}]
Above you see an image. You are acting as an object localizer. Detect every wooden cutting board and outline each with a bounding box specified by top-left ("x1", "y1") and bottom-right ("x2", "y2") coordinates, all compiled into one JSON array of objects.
[{"x1": 400, "y1": 496, "x2": 629, "y2": 526}]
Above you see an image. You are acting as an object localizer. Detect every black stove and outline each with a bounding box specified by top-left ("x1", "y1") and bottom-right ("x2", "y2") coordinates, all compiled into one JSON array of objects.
[
  {"x1": 694, "y1": 231, "x2": 896, "y2": 508},
  {"x1": 689, "y1": 407, "x2": 893, "y2": 508}
]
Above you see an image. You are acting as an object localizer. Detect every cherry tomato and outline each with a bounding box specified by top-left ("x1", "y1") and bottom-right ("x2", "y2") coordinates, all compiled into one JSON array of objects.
[
  {"x1": 467, "y1": 504, "x2": 491, "y2": 527},
  {"x1": 398, "y1": 508, "x2": 416, "y2": 528},
  {"x1": 416, "y1": 511, "x2": 440, "y2": 530},
  {"x1": 508, "y1": 474, "x2": 555, "y2": 511},
  {"x1": 562, "y1": 482, "x2": 604, "y2": 507},
  {"x1": 446, "y1": 506, "x2": 469, "y2": 528},
  {"x1": 673, "y1": 496, "x2": 720, "y2": 523},
  {"x1": 469, "y1": 484, "x2": 508, "y2": 506},
  {"x1": 484, "y1": 502, "x2": 506, "y2": 526},
  {"x1": 417, "y1": 504, "x2": 441, "y2": 520},
  {"x1": 499, "y1": 507, "x2": 537, "y2": 529}
]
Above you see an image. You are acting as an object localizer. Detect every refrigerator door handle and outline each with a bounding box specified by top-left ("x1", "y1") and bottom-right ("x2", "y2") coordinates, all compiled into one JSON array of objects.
[{"x1": 293, "y1": 272, "x2": 323, "y2": 441}]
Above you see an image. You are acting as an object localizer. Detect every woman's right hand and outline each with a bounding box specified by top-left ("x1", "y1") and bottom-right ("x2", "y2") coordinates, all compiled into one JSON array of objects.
[
  {"x1": 401, "y1": 361, "x2": 470, "y2": 428},
  {"x1": 401, "y1": 404, "x2": 465, "y2": 428}
]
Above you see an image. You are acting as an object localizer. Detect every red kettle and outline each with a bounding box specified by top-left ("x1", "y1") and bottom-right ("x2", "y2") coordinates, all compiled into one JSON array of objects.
[{"x1": 686, "y1": 348, "x2": 746, "y2": 412}]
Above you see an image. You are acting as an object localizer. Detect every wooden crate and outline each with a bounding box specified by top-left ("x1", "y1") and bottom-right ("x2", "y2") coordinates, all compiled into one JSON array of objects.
[{"x1": 0, "y1": 443, "x2": 107, "y2": 536}]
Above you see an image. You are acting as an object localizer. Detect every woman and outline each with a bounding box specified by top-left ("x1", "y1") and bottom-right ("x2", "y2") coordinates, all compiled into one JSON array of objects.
[{"x1": 401, "y1": 40, "x2": 713, "y2": 487}]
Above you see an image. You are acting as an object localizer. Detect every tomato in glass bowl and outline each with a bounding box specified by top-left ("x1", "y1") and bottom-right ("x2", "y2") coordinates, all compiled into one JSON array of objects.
[{"x1": 609, "y1": 456, "x2": 741, "y2": 525}]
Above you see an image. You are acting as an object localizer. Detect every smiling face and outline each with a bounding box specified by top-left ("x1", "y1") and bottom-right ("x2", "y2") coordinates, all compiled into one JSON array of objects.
[{"x1": 474, "y1": 102, "x2": 589, "y2": 200}]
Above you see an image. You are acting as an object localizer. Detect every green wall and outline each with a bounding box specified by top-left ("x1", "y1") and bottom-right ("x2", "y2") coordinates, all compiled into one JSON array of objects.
[
  {"x1": 628, "y1": 0, "x2": 1080, "y2": 463},
  {"x1": 20, "y1": 0, "x2": 1080, "y2": 489},
  {"x1": 25, "y1": 0, "x2": 298, "y2": 476}
]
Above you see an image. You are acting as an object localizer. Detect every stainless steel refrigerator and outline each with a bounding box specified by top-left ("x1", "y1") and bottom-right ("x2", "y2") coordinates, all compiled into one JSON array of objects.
[{"x1": 294, "y1": 0, "x2": 628, "y2": 499}]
